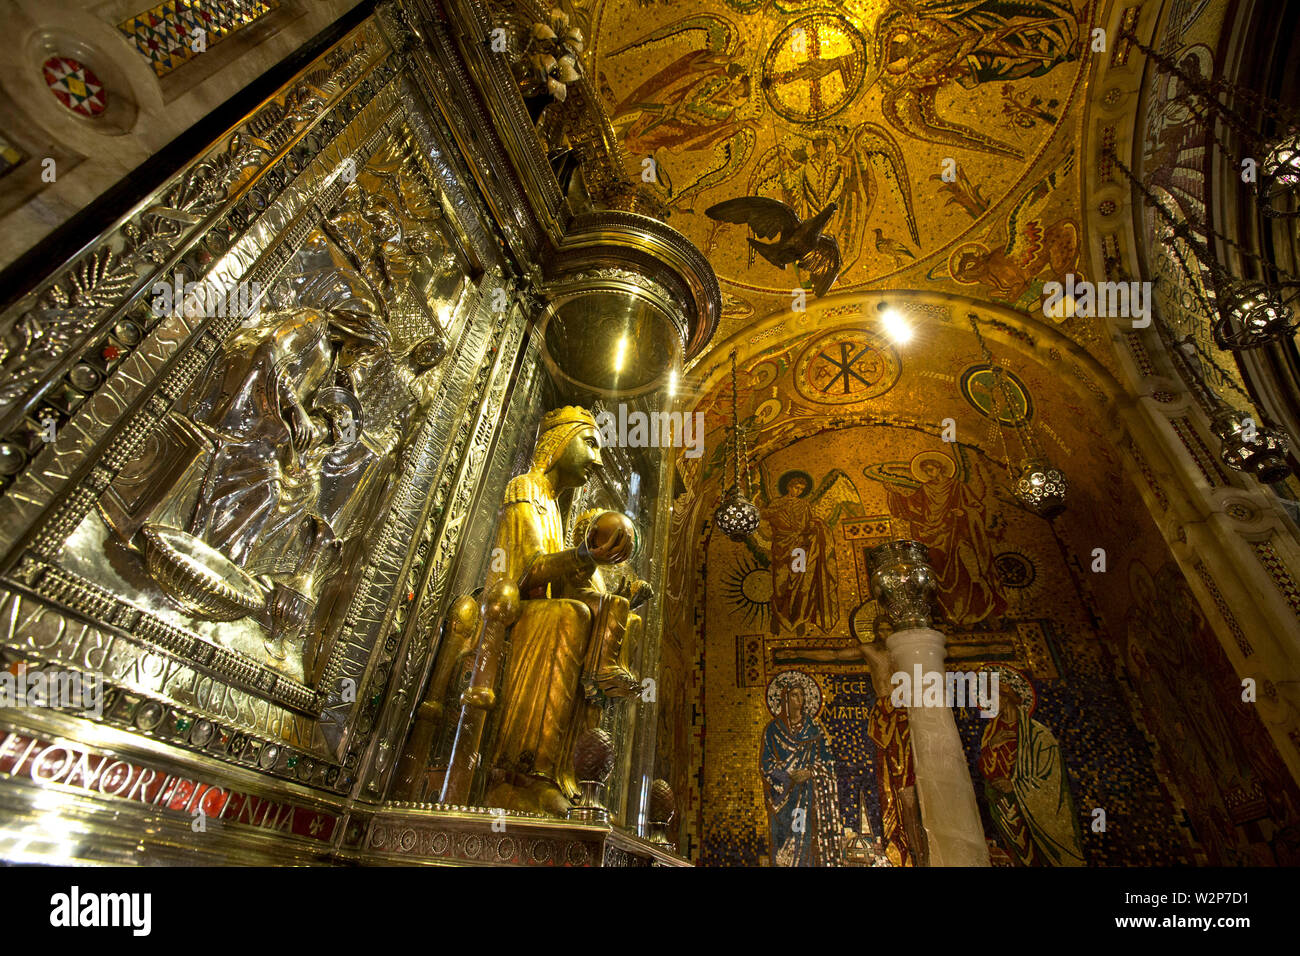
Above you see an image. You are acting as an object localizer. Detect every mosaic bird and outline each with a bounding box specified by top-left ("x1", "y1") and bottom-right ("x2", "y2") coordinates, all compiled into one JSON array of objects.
[
  {"x1": 746, "y1": 123, "x2": 920, "y2": 277},
  {"x1": 705, "y1": 197, "x2": 842, "y2": 296},
  {"x1": 873, "y1": 228, "x2": 915, "y2": 268}
]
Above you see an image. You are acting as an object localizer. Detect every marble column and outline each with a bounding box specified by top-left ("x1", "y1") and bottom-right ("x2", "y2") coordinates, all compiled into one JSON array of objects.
[
  {"x1": 867, "y1": 540, "x2": 990, "y2": 867},
  {"x1": 887, "y1": 626, "x2": 990, "y2": 866}
]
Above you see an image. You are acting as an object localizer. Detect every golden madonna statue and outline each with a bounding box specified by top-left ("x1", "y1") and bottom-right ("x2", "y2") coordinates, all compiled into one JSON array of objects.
[{"x1": 481, "y1": 406, "x2": 647, "y2": 816}]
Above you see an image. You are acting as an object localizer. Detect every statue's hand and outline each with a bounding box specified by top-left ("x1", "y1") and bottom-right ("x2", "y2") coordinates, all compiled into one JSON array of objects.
[
  {"x1": 629, "y1": 580, "x2": 654, "y2": 609},
  {"x1": 287, "y1": 405, "x2": 320, "y2": 452},
  {"x1": 581, "y1": 511, "x2": 636, "y2": 565}
]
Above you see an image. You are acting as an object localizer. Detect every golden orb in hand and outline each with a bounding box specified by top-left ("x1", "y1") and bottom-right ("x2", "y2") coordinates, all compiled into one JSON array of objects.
[{"x1": 584, "y1": 510, "x2": 637, "y2": 565}]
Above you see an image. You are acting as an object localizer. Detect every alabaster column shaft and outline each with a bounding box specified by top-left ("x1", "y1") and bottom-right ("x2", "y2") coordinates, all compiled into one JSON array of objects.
[{"x1": 886, "y1": 627, "x2": 991, "y2": 867}]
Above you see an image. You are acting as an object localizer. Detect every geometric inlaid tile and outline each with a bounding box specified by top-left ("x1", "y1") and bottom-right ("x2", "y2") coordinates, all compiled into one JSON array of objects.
[
  {"x1": 118, "y1": 0, "x2": 279, "y2": 78},
  {"x1": 42, "y1": 56, "x2": 107, "y2": 117}
]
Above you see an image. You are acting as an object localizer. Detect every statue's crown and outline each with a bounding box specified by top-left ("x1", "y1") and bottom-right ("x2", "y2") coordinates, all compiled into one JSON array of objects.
[{"x1": 539, "y1": 406, "x2": 596, "y2": 432}]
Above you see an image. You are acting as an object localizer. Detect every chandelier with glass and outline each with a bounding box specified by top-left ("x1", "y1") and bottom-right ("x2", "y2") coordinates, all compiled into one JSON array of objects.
[
  {"x1": 1114, "y1": 32, "x2": 1300, "y2": 352},
  {"x1": 1121, "y1": 31, "x2": 1300, "y2": 220},
  {"x1": 1107, "y1": 150, "x2": 1295, "y2": 482},
  {"x1": 968, "y1": 314, "x2": 1067, "y2": 518}
]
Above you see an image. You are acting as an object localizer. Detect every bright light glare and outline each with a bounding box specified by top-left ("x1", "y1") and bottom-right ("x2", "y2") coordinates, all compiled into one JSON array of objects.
[
  {"x1": 880, "y1": 309, "x2": 913, "y2": 344},
  {"x1": 613, "y1": 336, "x2": 628, "y2": 373},
  {"x1": 667, "y1": 369, "x2": 678, "y2": 396}
]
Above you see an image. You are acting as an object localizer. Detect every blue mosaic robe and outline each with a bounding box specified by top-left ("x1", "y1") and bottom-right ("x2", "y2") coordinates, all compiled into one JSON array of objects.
[{"x1": 761, "y1": 714, "x2": 841, "y2": 866}]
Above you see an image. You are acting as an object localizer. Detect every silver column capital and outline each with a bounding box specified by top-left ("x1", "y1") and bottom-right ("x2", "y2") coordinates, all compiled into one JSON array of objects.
[{"x1": 866, "y1": 539, "x2": 937, "y2": 630}]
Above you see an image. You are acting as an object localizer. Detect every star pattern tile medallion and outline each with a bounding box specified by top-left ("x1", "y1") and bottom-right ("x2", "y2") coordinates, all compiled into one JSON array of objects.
[{"x1": 42, "y1": 56, "x2": 107, "y2": 117}]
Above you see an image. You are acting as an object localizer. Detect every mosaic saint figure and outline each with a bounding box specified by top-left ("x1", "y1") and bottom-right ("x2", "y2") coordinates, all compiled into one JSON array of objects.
[
  {"x1": 483, "y1": 407, "x2": 639, "y2": 816},
  {"x1": 775, "y1": 635, "x2": 925, "y2": 866},
  {"x1": 760, "y1": 672, "x2": 842, "y2": 866},
  {"x1": 761, "y1": 471, "x2": 835, "y2": 635},
  {"x1": 977, "y1": 666, "x2": 1085, "y2": 866},
  {"x1": 613, "y1": 51, "x2": 751, "y2": 156},
  {"x1": 605, "y1": 15, "x2": 756, "y2": 208},
  {"x1": 861, "y1": 639, "x2": 925, "y2": 866},
  {"x1": 875, "y1": 450, "x2": 1006, "y2": 626},
  {"x1": 756, "y1": 468, "x2": 861, "y2": 636}
]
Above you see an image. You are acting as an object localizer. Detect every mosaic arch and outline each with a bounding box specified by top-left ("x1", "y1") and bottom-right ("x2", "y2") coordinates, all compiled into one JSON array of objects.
[{"x1": 661, "y1": 292, "x2": 1300, "y2": 865}]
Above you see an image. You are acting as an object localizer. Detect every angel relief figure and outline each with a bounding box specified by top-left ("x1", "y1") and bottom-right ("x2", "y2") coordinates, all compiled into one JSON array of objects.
[
  {"x1": 102, "y1": 172, "x2": 458, "y2": 680},
  {"x1": 754, "y1": 464, "x2": 863, "y2": 636}
]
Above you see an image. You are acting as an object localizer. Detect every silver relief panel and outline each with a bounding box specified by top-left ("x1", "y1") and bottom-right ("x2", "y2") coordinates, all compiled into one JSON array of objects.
[{"x1": 0, "y1": 15, "x2": 522, "y2": 798}]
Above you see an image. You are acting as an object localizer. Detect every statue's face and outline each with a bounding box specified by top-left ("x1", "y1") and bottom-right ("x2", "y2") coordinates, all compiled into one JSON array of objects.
[{"x1": 551, "y1": 425, "x2": 602, "y2": 490}]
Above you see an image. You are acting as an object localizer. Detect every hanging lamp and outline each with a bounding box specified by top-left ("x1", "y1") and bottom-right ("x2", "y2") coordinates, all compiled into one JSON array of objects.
[
  {"x1": 1122, "y1": 30, "x2": 1300, "y2": 219},
  {"x1": 713, "y1": 350, "x2": 761, "y2": 542},
  {"x1": 1110, "y1": 148, "x2": 1300, "y2": 351},
  {"x1": 969, "y1": 314, "x2": 1068, "y2": 518}
]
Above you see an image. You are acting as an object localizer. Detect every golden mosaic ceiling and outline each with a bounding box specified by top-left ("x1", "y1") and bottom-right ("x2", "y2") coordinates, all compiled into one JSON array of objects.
[{"x1": 588, "y1": 0, "x2": 1092, "y2": 327}]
